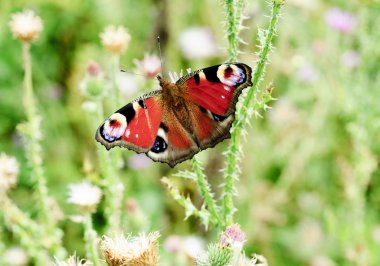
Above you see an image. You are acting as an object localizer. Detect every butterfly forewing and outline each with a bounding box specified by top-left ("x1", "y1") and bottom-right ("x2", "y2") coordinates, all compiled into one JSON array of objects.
[{"x1": 95, "y1": 91, "x2": 163, "y2": 153}]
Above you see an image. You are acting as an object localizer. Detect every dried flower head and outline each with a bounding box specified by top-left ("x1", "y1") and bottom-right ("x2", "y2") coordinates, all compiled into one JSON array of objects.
[
  {"x1": 0, "y1": 153, "x2": 19, "y2": 192},
  {"x1": 9, "y1": 10, "x2": 43, "y2": 42},
  {"x1": 101, "y1": 232, "x2": 160, "y2": 266},
  {"x1": 100, "y1": 25, "x2": 131, "y2": 54},
  {"x1": 134, "y1": 53, "x2": 162, "y2": 79},
  {"x1": 54, "y1": 254, "x2": 92, "y2": 266},
  {"x1": 67, "y1": 181, "x2": 102, "y2": 212},
  {"x1": 220, "y1": 224, "x2": 246, "y2": 248}
]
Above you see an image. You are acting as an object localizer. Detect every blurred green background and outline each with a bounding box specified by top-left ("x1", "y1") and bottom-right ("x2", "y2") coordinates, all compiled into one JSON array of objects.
[{"x1": 1, "y1": 0, "x2": 380, "y2": 265}]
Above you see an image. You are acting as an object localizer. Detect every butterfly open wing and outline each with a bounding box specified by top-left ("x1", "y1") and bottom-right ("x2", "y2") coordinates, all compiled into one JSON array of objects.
[{"x1": 96, "y1": 63, "x2": 252, "y2": 167}]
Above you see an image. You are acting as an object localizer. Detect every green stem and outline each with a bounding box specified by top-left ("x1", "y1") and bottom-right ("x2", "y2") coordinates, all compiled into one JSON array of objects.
[
  {"x1": 84, "y1": 213, "x2": 101, "y2": 266},
  {"x1": 225, "y1": 0, "x2": 239, "y2": 62},
  {"x1": 191, "y1": 156, "x2": 222, "y2": 226},
  {"x1": 222, "y1": 1, "x2": 284, "y2": 225},
  {"x1": 21, "y1": 41, "x2": 66, "y2": 258}
]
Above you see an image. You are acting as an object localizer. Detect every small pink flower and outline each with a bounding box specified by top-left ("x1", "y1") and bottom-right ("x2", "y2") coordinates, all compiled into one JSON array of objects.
[
  {"x1": 341, "y1": 50, "x2": 361, "y2": 69},
  {"x1": 325, "y1": 8, "x2": 357, "y2": 34},
  {"x1": 220, "y1": 224, "x2": 246, "y2": 247},
  {"x1": 134, "y1": 53, "x2": 161, "y2": 79},
  {"x1": 86, "y1": 60, "x2": 101, "y2": 77}
]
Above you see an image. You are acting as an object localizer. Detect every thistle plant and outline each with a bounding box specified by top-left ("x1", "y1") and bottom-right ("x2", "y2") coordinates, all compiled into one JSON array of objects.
[
  {"x1": 165, "y1": 0, "x2": 285, "y2": 231},
  {"x1": 96, "y1": 25, "x2": 132, "y2": 233},
  {"x1": 67, "y1": 181, "x2": 102, "y2": 266},
  {"x1": 7, "y1": 9, "x2": 66, "y2": 260}
]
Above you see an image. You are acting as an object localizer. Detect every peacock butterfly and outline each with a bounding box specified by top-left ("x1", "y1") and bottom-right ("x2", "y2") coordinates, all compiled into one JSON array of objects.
[{"x1": 96, "y1": 63, "x2": 252, "y2": 167}]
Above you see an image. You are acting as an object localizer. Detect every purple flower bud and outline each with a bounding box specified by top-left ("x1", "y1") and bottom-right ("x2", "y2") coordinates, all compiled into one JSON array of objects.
[{"x1": 220, "y1": 224, "x2": 246, "y2": 247}]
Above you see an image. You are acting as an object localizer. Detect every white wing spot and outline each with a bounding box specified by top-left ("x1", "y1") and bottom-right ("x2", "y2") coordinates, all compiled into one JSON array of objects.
[
  {"x1": 224, "y1": 86, "x2": 232, "y2": 92},
  {"x1": 135, "y1": 134, "x2": 139, "y2": 138},
  {"x1": 125, "y1": 129, "x2": 131, "y2": 138},
  {"x1": 221, "y1": 95, "x2": 225, "y2": 99}
]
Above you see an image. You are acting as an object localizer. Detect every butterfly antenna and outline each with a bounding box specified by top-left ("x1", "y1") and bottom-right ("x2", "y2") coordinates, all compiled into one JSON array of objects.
[
  {"x1": 120, "y1": 69, "x2": 146, "y2": 77},
  {"x1": 157, "y1": 36, "x2": 165, "y2": 78}
]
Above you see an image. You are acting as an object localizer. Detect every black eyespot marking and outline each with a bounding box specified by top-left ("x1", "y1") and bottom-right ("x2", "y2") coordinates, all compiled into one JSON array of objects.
[
  {"x1": 150, "y1": 136, "x2": 167, "y2": 153},
  {"x1": 203, "y1": 66, "x2": 220, "y2": 82},
  {"x1": 109, "y1": 119, "x2": 117, "y2": 126},
  {"x1": 225, "y1": 66, "x2": 233, "y2": 73},
  {"x1": 194, "y1": 73, "x2": 200, "y2": 85},
  {"x1": 212, "y1": 113, "x2": 227, "y2": 122},
  {"x1": 160, "y1": 122, "x2": 169, "y2": 132},
  {"x1": 138, "y1": 99, "x2": 146, "y2": 108},
  {"x1": 116, "y1": 103, "x2": 135, "y2": 124}
]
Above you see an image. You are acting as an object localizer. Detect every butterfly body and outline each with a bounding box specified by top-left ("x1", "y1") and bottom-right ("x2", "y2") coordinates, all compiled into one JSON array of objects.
[{"x1": 96, "y1": 63, "x2": 252, "y2": 167}]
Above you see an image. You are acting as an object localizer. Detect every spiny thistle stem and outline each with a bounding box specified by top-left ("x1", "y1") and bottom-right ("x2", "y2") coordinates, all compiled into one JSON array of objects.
[
  {"x1": 21, "y1": 41, "x2": 66, "y2": 258},
  {"x1": 191, "y1": 156, "x2": 222, "y2": 226},
  {"x1": 84, "y1": 213, "x2": 101, "y2": 266},
  {"x1": 225, "y1": 0, "x2": 240, "y2": 62},
  {"x1": 222, "y1": 0, "x2": 284, "y2": 225}
]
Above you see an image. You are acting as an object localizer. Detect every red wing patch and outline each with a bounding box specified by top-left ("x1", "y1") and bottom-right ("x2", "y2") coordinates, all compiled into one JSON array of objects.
[
  {"x1": 122, "y1": 98, "x2": 162, "y2": 148},
  {"x1": 179, "y1": 63, "x2": 252, "y2": 115}
]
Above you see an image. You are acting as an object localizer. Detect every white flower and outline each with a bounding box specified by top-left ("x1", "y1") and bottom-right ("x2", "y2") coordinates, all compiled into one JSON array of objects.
[
  {"x1": 67, "y1": 181, "x2": 102, "y2": 212},
  {"x1": 179, "y1": 27, "x2": 218, "y2": 59},
  {"x1": 3, "y1": 247, "x2": 29, "y2": 266},
  {"x1": 100, "y1": 25, "x2": 131, "y2": 54},
  {"x1": 9, "y1": 10, "x2": 43, "y2": 42},
  {"x1": 0, "y1": 153, "x2": 19, "y2": 192},
  {"x1": 101, "y1": 232, "x2": 160, "y2": 266}
]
